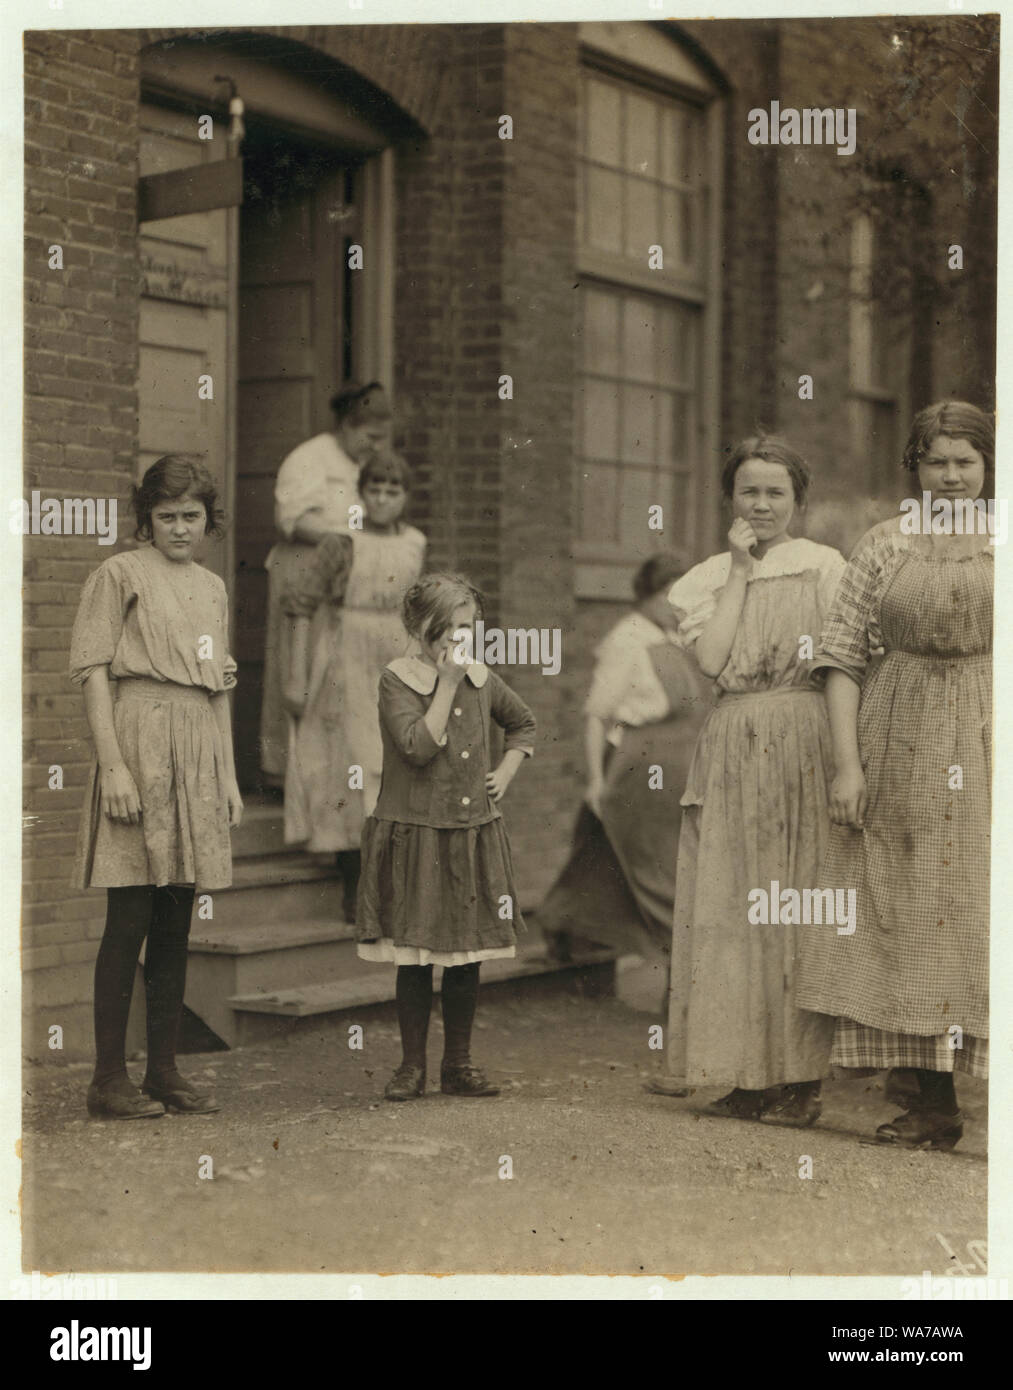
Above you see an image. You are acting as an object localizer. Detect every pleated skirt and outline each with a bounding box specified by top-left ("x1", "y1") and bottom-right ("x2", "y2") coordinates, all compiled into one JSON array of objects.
[
  {"x1": 356, "y1": 815, "x2": 522, "y2": 966},
  {"x1": 73, "y1": 678, "x2": 233, "y2": 890}
]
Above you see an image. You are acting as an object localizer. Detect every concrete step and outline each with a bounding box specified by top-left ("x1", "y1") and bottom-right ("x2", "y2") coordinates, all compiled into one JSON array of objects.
[
  {"x1": 203, "y1": 854, "x2": 345, "y2": 928},
  {"x1": 229, "y1": 796, "x2": 289, "y2": 860},
  {"x1": 185, "y1": 917, "x2": 354, "y2": 1048},
  {"x1": 226, "y1": 943, "x2": 617, "y2": 1047}
]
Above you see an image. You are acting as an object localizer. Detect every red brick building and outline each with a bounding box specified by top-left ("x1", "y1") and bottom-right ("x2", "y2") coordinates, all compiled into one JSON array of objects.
[{"x1": 23, "y1": 18, "x2": 997, "y2": 1055}]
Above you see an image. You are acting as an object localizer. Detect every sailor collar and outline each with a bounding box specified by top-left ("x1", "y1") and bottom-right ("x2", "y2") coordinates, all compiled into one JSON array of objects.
[{"x1": 388, "y1": 656, "x2": 490, "y2": 695}]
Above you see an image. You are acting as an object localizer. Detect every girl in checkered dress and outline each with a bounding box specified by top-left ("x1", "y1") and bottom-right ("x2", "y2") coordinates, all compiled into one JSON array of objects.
[{"x1": 796, "y1": 402, "x2": 993, "y2": 1150}]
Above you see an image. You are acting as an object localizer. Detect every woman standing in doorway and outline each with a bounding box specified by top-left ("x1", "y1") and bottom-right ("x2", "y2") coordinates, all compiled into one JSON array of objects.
[{"x1": 259, "y1": 381, "x2": 391, "y2": 786}]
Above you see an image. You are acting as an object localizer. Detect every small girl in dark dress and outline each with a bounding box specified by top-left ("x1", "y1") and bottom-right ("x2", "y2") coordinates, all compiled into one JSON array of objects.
[{"x1": 357, "y1": 573, "x2": 536, "y2": 1101}]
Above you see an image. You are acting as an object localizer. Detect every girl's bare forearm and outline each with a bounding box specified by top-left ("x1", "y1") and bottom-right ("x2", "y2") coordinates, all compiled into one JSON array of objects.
[
  {"x1": 82, "y1": 668, "x2": 126, "y2": 769},
  {"x1": 695, "y1": 568, "x2": 748, "y2": 677},
  {"x1": 825, "y1": 669, "x2": 862, "y2": 772}
]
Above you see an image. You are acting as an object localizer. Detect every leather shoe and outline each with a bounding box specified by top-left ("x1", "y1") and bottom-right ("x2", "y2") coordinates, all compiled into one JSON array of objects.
[
  {"x1": 440, "y1": 1063, "x2": 499, "y2": 1097},
  {"x1": 876, "y1": 1109, "x2": 963, "y2": 1150},
  {"x1": 87, "y1": 1082, "x2": 164, "y2": 1121},
  {"x1": 384, "y1": 1064, "x2": 426, "y2": 1101},
  {"x1": 142, "y1": 1075, "x2": 220, "y2": 1114}
]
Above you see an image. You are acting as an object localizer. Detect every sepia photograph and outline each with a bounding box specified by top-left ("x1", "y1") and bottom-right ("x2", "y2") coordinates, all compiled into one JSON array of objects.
[{"x1": 11, "y1": 1, "x2": 1005, "y2": 1307}]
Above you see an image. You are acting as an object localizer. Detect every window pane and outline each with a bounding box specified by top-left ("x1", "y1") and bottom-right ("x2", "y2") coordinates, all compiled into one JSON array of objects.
[
  {"x1": 582, "y1": 378, "x2": 619, "y2": 461},
  {"x1": 624, "y1": 177, "x2": 659, "y2": 260},
  {"x1": 620, "y1": 385, "x2": 657, "y2": 464},
  {"x1": 624, "y1": 93, "x2": 659, "y2": 178},
  {"x1": 619, "y1": 466, "x2": 658, "y2": 550},
  {"x1": 585, "y1": 78, "x2": 623, "y2": 168},
  {"x1": 580, "y1": 463, "x2": 619, "y2": 543},
  {"x1": 669, "y1": 470, "x2": 693, "y2": 545},
  {"x1": 584, "y1": 287, "x2": 620, "y2": 377},
  {"x1": 660, "y1": 110, "x2": 680, "y2": 186},
  {"x1": 586, "y1": 166, "x2": 623, "y2": 254},
  {"x1": 672, "y1": 305, "x2": 699, "y2": 386},
  {"x1": 622, "y1": 298, "x2": 660, "y2": 383}
]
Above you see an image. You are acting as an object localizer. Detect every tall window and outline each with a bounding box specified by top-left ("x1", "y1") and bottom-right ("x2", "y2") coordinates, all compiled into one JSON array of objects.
[
  {"x1": 848, "y1": 211, "x2": 912, "y2": 495},
  {"x1": 575, "y1": 37, "x2": 719, "y2": 600}
]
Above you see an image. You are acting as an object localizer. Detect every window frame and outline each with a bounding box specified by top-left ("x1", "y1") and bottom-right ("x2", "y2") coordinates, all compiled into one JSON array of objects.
[{"x1": 575, "y1": 37, "x2": 723, "y2": 601}]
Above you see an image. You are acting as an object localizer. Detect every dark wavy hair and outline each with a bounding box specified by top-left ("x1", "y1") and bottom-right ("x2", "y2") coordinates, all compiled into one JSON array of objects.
[
  {"x1": 359, "y1": 451, "x2": 411, "y2": 493},
  {"x1": 131, "y1": 455, "x2": 224, "y2": 540},
  {"x1": 329, "y1": 380, "x2": 391, "y2": 426},
  {"x1": 720, "y1": 433, "x2": 812, "y2": 507},
  {"x1": 902, "y1": 401, "x2": 995, "y2": 483},
  {"x1": 402, "y1": 572, "x2": 484, "y2": 645},
  {"x1": 633, "y1": 552, "x2": 686, "y2": 602}
]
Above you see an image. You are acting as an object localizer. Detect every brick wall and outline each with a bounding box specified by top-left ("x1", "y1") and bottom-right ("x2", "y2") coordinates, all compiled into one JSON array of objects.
[{"x1": 23, "y1": 29, "x2": 142, "y2": 1054}]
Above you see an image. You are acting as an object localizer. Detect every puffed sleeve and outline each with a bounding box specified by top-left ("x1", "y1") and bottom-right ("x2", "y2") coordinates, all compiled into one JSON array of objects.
[
  {"x1": 667, "y1": 555, "x2": 728, "y2": 649},
  {"x1": 584, "y1": 626, "x2": 631, "y2": 722},
  {"x1": 69, "y1": 559, "x2": 127, "y2": 686},
  {"x1": 275, "y1": 441, "x2": 328, "y2": 540},
  {"x1": 816, "y1": 546, "x2": 848, "y2": 617},
  {"x1": 378, "y1": 668, "x2": 445, "y2": 767},
  {"x1": 488, "y1": 671, "x2": 536, "y2": 757},
  {"x1": 280, "y1": 534, "x2": 353, "y2": 617},
  {"x1": 813, "y1": 541, "x2": 882, "y2": 685}
]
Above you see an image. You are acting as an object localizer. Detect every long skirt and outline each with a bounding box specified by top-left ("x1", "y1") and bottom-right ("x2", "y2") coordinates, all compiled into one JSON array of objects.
[
  {"x1": 538, "y1": 715, "x2": 699, "y2": 956},
  {"x1": 665, "y1": 688, "x2": 836, "y2": 1089}
]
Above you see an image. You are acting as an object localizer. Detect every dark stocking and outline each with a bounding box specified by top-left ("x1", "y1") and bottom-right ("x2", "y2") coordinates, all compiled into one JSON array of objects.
[
  {"x1": 142, "y1": 884, "x2": 196, "y2": 1087},
  {"x1": 92, "y1": 886, "x2": 156, "y2": 1090},
  {"x1": 914, "y1": 1068, "x2": 958, "y2": 1116},
  {"x1": 396, "y1": 964, "x2": 433, "y2": 1069},
  {"x1": 441, "y1": 963, "x2": 480, "y2": 1068},
  {"x1": 336, "y1": 850, "x2": 361, "y2": 922}
]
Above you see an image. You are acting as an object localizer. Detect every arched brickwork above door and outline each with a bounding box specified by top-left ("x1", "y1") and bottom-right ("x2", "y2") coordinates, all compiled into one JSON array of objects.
[{"x1": 136, "y1": 26, "x2": 440, "y2": 136}]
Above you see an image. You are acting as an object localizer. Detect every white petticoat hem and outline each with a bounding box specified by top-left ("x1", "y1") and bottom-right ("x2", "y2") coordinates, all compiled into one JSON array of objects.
[{"x1": 356, "y1": 941, "x2": 517, "y2": 966}]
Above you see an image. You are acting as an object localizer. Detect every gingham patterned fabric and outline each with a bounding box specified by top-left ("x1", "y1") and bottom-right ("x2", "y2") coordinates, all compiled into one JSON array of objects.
[
  {"x1": 795, "y1": 527, "x2": 992, "y2": 1053},
  {"x1": 830, "y1": 1017, "x2": 988, "y2": 1079}
]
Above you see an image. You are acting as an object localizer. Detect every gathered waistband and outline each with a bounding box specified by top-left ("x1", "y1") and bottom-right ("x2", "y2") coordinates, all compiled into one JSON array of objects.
[
  {"x1": 718, "y1": 686, "x2": 822, "y2": 702},
  {"x1": 885, "y1": 649, "x2": 991, "y2": 664},
  {"x1": 115, "y1": 677, "x2": 213, "y2": 704}
]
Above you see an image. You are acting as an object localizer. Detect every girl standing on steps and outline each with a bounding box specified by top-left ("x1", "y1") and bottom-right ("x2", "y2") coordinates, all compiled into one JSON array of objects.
[
  {"x1": 282, "y1": 452, "x2": 426, "y2": 922},
  {"x1": 356, "y1": 572, "x2": 537, "y2": 1101},
  {"x1": 70, "y1": 456, "x2": 243, "y2": 1120}
]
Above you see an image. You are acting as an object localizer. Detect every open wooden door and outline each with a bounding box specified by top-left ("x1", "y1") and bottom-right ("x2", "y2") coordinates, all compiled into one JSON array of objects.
[
  {"x1": 137, "y1": 102, "x2": 236, "y2": 586},
  {"x1": 232, "y1": 144, "x2": 360, "y2": 788}
]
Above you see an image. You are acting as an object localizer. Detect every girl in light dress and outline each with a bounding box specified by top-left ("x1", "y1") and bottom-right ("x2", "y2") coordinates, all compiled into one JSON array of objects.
[
  {"x1": 657, "y1": 436, "x2": 846, "y2": 1125},
  {"x1": 261, "y1": 382, "x2": 392, "y2": 785},
  {"x1": 356, "y1": 573, "x2": 537, "y2": 1101},
  {"x1": 796, "y1": 402, "x2": 993, "y2": 1150},
  {"x1": 283, "y1": 453, "x2": 426, "y2": 920},
  {"x1": 70, "y1": 456, "x2": 242, "y2": 1120}
]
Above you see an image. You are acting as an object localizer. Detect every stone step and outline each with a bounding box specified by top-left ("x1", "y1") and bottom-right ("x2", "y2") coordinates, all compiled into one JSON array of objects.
[
  {"x1": 226, "y1": 943, "x2": 618, "y2": 1046},
  {"x1": 202, "y1": 854, "x2": 346, "y2": 928},
  {"x1": 229, "y1": 797, "x2": 290, "y2": 860},
  {"x1": 184, "y1": 916, "x2": 354, "y2": 1048}
]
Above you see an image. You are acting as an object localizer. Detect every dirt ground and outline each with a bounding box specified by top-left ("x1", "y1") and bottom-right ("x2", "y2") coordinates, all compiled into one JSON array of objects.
[{"x1": 21, "y1": 972, "x2": 986, "y2": 1279}]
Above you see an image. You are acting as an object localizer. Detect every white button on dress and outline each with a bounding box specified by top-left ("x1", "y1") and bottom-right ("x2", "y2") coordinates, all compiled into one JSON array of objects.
[
  {"x1": 453, "y1": 707, "x2": 462, "y2": 717},
  {"x1": 461, "y1": 796, "x2": 470, "y2": 806},
  {"x1": 461, "y1": 750, "x2": 469, "y2": 759}
]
